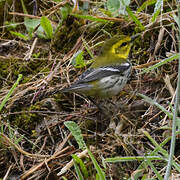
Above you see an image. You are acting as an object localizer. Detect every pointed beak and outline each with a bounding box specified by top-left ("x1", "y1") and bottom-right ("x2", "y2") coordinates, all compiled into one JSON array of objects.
[{"x1": 130, "y1": 33, "x2": 140, "y2": 42}]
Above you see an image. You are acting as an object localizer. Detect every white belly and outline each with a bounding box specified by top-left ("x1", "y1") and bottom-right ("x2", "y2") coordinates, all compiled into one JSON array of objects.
[{"x1": 99, "y1": 75, "x2": 128, "y2": 97}]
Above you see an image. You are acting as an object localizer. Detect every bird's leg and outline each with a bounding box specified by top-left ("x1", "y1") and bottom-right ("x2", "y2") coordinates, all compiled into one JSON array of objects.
[{"x1": 87, "y1": 96, "x2": 109, "y2": 116}]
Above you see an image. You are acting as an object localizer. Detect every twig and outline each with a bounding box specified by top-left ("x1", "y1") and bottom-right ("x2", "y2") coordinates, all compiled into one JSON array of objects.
[
  {"x1": 20, "y1": 133, "x2": 72, "y2": 179},
  {"x1": 24, "y1": 37, "x2": 38, "y2": 61},
  {"x1": 133, "y1": 60, "x2": 161, "y2": 69},
  {"x1": 20, "y1": 146, "x2": 72, "y2": 180},
  {"x1": 164, "y1": 74, "x2": 175, "y2": 97},
  {"x1": 9, "y1": 12, "x2": 40, "y2": 19},
  {"x1": 44, "y1": 0, "x2": 69, "y2": 14},
  {"x1": 57, "y1": 148, "x2": 89, "y2": 176},
  {"x1": 0, "y1": 133, "x2": 50, "y2": 158},
  {"x1": 3, "y1": 164, "x2": 13, "y2": 180}
]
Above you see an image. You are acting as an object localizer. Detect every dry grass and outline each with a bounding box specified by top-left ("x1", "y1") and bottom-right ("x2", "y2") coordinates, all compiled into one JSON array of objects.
[{"x1": 0, "y1": 0, "x2": 179, "y2": 179}]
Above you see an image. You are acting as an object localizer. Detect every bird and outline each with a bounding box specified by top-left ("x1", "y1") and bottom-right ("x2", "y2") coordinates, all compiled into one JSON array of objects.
[{"x1": 60, "y1": 34, "x2": 139, "y2": 99}]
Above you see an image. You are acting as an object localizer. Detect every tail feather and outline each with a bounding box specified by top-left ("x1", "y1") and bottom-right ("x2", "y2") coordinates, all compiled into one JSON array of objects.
[{"x1": 60, "y1": 83, "x2": 93, "y2": 93}]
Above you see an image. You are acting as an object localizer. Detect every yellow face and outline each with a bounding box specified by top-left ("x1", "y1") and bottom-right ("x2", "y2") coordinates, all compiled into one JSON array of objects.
[
  {"x1": 91, "y1": 35, "x2": 135, "y2": 68},
  {"x1": 110, "y1": 36, "x2": 132, "y2": 59}
]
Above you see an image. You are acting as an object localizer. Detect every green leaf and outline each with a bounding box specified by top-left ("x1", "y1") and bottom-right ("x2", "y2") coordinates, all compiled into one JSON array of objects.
[
  {"x1": 72, "y1": 154, "x2": 88, "y2": 178},
  {"x1": 32, "y1": 52, "x2": 41, "y2": 58},
  {"x1": 151, "y1": 0, "x2": 163, "y2": 22},
  {"x1": 137, "y1": 0, "x2": 157, "y2": 13},
  {"x1": 72, "y1": 154, "x2": 89, "y2": 179},
  {"x1": 71, "y1": 50, "x2": 87, "y2": 68},
  {"x1": 119, "y1": 0, "x2": 130, "y2": 14},
  {"x1": 24, "y1": 18, "x2": 45, "y2": 39},
  {"x1": 60, "y1": 5, "x2": 71, "y2": 21},
  {"x1": 126, "y1": 6, "x2": 145, "y2": 30},
  {"x1": 72, "y1": 155, "x2": 84, "y2": 180},
  {"x1": 10, "y1": 31, "x2": 29, "y2": 40},
  {"x1": 5, "y1": 21, "x2": 18, "y2": 31},
  {"x1": 87, "y1": 148, "x2": 106, "y2": 180},
  {"x1": 107, "y1": 0, "x2": 120, "y2": 17},
  {"x1": 64, "y1": 121, "x2": 86, "y2": 150},
  {"x1": 107, "y1": 0, "x2": 130, "y2": 16},
  {"x1": 40, "y1": 16, "x2": 53, "y2": 39},
  {"x1": 24, "y1": 18, "x2": 40, "y2": 33}
]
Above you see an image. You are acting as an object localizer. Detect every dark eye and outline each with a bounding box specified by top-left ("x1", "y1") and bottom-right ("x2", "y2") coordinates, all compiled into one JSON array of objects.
[{"x1": 121, "y1": 42, "x2": 127, "y2": 47}]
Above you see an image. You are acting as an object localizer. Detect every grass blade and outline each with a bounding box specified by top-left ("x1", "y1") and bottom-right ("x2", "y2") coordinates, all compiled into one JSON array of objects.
[
  {"x1": 151, "y1": 0, "x2": 163, "y2": 22},
  {"x1": 87, "y1": 148, "x2": 106, "y2": 180},
  {"x1": 140, "y1": 53, "x2": 180, "y2": 74},
  {"x1": 0, "y1": 74, "x2": 23, "y2": 112},
  {"x1": 126, "y1": 6, "x2": 145, "y2": 30},
  {"x1": 105, "y1": 156, "x2": 163, "y2": 163},
  {"x1": 164, "y1": 2, "x2": 180, "y2": 179}
]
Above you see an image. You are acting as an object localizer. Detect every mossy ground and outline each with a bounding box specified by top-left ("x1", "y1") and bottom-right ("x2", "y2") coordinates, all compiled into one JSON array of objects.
[{"x1": 0, "y1": 1, "x2": 180, "y2": 179}]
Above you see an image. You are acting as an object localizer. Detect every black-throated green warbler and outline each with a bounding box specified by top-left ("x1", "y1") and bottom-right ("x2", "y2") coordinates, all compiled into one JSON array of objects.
[{"x1": 61, "y1": 34, "x2": 139, "y2": 98}]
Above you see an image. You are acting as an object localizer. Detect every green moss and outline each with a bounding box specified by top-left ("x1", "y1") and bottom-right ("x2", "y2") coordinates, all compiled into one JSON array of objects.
[
  {"x1": 0, "y1": 56, "x2": 54, "y2": 132},
  {"x1": 51, "y1": 16, "x2": 82, "y2": 53},
  {"x1": 0, "y1": 57, "x2": 52, "y2": 88},
  {"x1": 8, "y1": 102, "x2": 43, "y2": 131}
]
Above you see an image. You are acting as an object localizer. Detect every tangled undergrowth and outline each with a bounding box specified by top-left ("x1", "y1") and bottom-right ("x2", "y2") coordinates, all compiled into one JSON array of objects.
[{"x1": 0, "y1": 0, "x2": 180, "y2": 179}]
